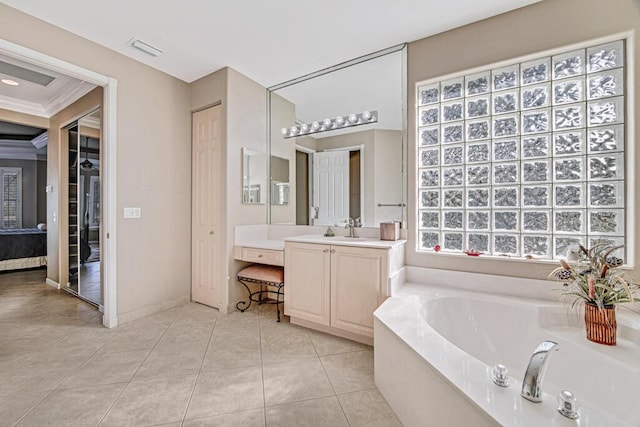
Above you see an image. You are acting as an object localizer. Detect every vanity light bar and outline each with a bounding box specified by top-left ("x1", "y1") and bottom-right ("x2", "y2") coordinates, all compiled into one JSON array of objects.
[{"x1": 281, "y1": 110, "x2": 378, "y2": 139}]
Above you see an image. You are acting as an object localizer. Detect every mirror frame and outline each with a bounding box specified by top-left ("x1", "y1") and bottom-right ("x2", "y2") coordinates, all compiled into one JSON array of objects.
[{"x1": 266, "y1": 44, "x2": 408, "y2": 227}]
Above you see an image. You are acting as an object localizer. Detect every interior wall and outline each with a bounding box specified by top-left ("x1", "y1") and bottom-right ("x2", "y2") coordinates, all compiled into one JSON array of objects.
[
  {"x1": 269, "y1": 93, "x2": 296, "y2": 225},
  {"x1": 406, "y1": 0, "x2": 640, "y2": 279},
  {"x1": 225, "y1": 68, "x2": 268, "y2": 310},
  {"x1": 189, "y1": 67, "x2": 269, "y2": 312},
  {"x1": 1, "y1": 4, "x2": 193, "y2": 320},
  {"x1": 373, "y1": 129, "x2": 404, "y2": 224},
  {"x1": 0, "y1": 110, "x2": 49, "y2": 227},
  {"x1": 0, "y1": 158, "x2": 38, "y2": 227}
]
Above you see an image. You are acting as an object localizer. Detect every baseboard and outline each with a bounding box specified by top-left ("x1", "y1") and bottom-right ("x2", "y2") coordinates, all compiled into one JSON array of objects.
[
  {"x1": 45, "y1": 278, "x2": 60, "y2": 289},
  {"x1": 218, "y1": 303, "x2": 233, "y2": 314},
  {"x1": 103, "y1": 313, "x2": 118, "y2": 328},
  {"x1": 117, "y1": 295, "x2": 190, "y2": 325}
]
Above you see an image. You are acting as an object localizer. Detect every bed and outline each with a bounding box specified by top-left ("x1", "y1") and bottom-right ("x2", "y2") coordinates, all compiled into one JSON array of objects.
[{"x1": 0, "y1": 228, "x2": 47, "y2": 272}]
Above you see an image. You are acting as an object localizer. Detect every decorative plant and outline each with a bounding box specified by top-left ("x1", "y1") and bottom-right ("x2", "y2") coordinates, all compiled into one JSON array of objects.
[{"x1": 549, "y1": 243, "x2": 640, "y2": 310}]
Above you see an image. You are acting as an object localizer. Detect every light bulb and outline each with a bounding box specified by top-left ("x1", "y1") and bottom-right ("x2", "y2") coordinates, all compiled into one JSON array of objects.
[
  {"x1": 301, "y1": 123, "x2": 309, "y2": 132},
  {"x1": 311, "y1": 121, "x2": 320, "y2": 131},
  {"x1": 289, "y1": 125, "x2": 299, "y2": 135},
  {"x1": 335, "y1": 116, "x2": 345, "y2": 126},
  {"x1": 323, "y1": 118, "x2": 332, "y2": 127},
  {"x1": 362, "y1": 111, "x2": 372, "y2": 121},
  {"x1": 347, "y1": 113, "x2": 358, "y2": 124},
  {"x1": 281, "y1": 127, "x2": 288, "y2": 136}
]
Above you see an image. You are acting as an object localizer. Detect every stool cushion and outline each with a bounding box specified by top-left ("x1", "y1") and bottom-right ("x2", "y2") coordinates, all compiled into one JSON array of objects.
[{"x1": 238, "y1": 265, "x2": 284, "y2": 284}]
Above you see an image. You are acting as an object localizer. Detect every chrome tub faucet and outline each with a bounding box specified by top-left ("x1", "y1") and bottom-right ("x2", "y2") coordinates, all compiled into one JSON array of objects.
[{"x1": 521, "y1": 340, "x2": 559, "y2": 403}]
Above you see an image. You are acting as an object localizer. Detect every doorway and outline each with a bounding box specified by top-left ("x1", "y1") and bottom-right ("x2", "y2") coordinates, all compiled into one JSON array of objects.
[{"x1": 0, "y1": 39, "x2": 117, "y2": 327}]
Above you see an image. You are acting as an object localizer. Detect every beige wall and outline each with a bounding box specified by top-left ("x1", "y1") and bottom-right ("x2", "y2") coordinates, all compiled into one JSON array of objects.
[
  {"x1": 189, "y1": 67, "x2": 269, "y2": 312},
  {"x1": 0, "y1": 158, "x2": 39, "y2": 227},
  {"x1": 1, "y1": 4, "x2": 192, "y2": 320},
  {"x1": 269, "y1": 93, "x2": 297, "y2": 225},
  {"x1": 0, "y1": 110, "x2": 49, "y2": 226},
  {"x1": 407, "y1": 0, "x2": 640, "y2": 279}
]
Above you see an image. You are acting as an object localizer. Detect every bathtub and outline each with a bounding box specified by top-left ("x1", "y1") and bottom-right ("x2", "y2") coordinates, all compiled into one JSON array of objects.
[{"x1": 374, "y1": 268, "x2": 640, "y2": 427}]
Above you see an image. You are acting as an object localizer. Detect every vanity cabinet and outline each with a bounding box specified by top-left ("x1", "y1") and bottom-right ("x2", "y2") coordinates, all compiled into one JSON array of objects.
[{"x1": 284, "y1": 240, "x2": 404, "y2": 344}]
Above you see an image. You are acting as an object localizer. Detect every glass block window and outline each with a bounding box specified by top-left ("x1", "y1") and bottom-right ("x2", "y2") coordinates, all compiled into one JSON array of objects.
[{"x1": 417, "y1": 40, "x2": 626, "y2": 259}]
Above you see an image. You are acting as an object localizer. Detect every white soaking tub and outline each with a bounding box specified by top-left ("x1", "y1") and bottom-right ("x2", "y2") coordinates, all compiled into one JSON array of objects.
[{"x1": 374, "y1": 268, "x2": 640, "y2": 427}]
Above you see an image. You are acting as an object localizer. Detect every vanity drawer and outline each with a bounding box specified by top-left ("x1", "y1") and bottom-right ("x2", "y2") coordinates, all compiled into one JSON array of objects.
[{"x1": 242, "y1": 247, "x2": 284, "y2": 266}]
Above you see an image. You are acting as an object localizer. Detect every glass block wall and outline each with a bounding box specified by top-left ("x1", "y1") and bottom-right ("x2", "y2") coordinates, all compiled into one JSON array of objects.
[{"x1": 416, "y1": 40, "x2": 626, "y2": 259}]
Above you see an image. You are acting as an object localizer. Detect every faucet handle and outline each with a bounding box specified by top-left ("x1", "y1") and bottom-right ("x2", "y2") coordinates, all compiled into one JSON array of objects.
[
  {"x1": 492, "y1": 364, "x2": 509, "y2": 387},
  {"x1": 557, "y1": 390, "x2": 579, "y2": 420}
]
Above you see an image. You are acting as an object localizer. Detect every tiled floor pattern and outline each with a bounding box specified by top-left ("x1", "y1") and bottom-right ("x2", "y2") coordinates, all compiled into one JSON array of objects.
[{"x1": 0, "y1": 269, "x2": 402, "y2": 426}]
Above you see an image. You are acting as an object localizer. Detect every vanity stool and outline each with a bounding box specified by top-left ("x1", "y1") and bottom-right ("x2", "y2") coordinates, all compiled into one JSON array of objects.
[{"x1": 235, "y1": 264, "x2": 285, "y2": 322}]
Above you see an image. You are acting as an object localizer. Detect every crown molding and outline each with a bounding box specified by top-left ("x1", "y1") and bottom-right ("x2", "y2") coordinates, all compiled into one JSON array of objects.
[
  {"x1": 45, "y1": 80, "x2": 96, "y2": 117},
  {"x1": 0, "y1": 95, "x2": 48, "y2": 117}
]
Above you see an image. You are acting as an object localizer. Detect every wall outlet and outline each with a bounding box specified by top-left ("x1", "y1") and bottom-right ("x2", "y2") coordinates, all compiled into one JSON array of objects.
[
  {"x1": 45, "y1": 185, "x2": 53, "y2": 193},
  {"x1": 124, "y1": 207, "x2": 141, "y2": 218}
]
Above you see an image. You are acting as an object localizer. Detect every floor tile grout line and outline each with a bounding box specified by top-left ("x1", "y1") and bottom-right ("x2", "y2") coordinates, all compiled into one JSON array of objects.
[
  {"x1": 94, "y1": 310, "x2": 179, "y2": 426},
  {"x1": 179, "y1": 311, "x2": 219, "y2": 426},
  {"x1": 10, "y1": 307, "x2": 120, "y2": 426}
]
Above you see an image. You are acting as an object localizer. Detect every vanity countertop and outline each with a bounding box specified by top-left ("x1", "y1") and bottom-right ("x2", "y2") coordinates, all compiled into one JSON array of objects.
[{"x1": 284, "y1": 234, "x2": 406, "y2": 249}]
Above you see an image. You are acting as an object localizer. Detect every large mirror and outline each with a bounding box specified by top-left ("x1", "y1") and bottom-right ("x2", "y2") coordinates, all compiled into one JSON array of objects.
[{"x1": 268, "y1": 45, "x2": 407, "y2": 227}]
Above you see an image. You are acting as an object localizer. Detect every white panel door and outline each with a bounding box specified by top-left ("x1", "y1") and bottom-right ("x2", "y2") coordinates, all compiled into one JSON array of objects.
[
  {"x1": 312, "y1": 150, "x2": 349, "y2": 226},
  {"x1": 192, "y1": 105, "x2": 222, "y2": 308}
]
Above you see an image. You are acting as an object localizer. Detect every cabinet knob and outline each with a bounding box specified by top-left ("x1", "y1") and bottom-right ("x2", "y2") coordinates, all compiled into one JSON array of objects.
[
  {"x1": 330, "y1": 249, "x2": 336, "y2": 253},
  {"x1": 209, "y1": 231, "x2": 214, "y2": 235},
  {"x1": 258, "y1": 254, "x2": 263, "y2": 258},
  {"x1": 323, "y1": 249, "x2": 329, "y2": 253}
]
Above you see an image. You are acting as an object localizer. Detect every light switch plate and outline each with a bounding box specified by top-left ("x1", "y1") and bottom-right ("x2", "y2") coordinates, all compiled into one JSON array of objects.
[{"x1": 124, "y1": 207, "x2": 141, "y2": 218}]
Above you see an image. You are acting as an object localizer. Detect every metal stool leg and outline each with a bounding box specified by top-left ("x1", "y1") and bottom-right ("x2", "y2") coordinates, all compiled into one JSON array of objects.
[{"x1": 276, "y1": 284, "x2": 283, "y2": 322}]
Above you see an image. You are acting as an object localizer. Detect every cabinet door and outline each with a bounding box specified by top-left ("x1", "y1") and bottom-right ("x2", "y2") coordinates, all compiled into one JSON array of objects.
[
  {"x1": 330, "y1": 246, "x2": 387, "y2": 337},
  {"x1": 284, "y1": 242, "x2": 331, "y2": 326}
]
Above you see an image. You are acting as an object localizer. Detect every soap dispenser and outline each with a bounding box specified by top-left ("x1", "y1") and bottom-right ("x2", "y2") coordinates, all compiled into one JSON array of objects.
[{"x1": 324, "y1": 226, "x2": 335, "y2": 237}]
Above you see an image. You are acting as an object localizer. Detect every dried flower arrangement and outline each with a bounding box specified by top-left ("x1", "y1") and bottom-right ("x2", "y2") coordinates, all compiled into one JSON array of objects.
[
  {"x1": 549, "y1": 243, "x2": 638, "y2": 345},
  {"x1": 549, "y1": 243, "x2": 639, "y2": 309}
]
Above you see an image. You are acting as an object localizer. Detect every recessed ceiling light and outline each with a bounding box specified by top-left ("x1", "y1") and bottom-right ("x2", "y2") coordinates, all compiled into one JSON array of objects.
[{"x1": 1, "y1": 78, "x2": 19, "y2": 86}]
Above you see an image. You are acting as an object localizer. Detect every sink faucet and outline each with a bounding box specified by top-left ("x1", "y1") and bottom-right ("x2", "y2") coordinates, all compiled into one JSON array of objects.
[
  {"x1": 344, "y1": 217, "x2": 361, "y2": 238},
  {"x1": 521, "y1": 340, "x2": 559, "y2": 403}
]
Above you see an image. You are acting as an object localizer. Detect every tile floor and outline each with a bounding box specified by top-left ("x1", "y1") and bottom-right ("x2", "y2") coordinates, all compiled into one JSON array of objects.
[{"x1": 0, "y1": 269, "x2": 402, "y2": 426}]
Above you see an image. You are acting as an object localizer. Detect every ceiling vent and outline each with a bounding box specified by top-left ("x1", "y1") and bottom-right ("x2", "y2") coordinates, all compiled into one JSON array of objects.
[
  {"x1": 0, "y1": 61, "x2": 56, "y2": 86},
  {"x1": 129, "y1": 38, "x2": 163, "y2": 57}
]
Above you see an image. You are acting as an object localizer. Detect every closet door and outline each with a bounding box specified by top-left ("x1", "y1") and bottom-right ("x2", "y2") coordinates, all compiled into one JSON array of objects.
[{"x1": 192, "y1": 105, "x2": 222, "y2": 308}]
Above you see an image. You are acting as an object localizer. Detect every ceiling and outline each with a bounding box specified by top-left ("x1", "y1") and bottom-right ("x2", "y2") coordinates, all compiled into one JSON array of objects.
[
  {"x1": 1, "y1": 0, "x2": 541, "y2": 86},
  {"x1": 0, "y1": 53, "x2": 96, "y2": 118}
]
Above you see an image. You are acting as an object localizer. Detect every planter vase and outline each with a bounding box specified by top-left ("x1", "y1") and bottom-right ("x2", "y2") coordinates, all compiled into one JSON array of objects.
[{"x1": 584, "y1": 302, "x2": 616, "y2": 346}]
